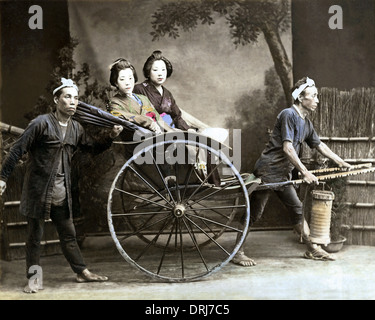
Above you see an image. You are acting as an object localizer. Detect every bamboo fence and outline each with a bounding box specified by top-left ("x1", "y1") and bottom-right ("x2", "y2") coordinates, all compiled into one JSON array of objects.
[{"x1": 308, "y1": 87, "x2": 375, "y2": 246}]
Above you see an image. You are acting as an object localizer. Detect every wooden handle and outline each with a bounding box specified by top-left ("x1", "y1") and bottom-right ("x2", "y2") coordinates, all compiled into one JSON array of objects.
[{"x1": 258, "y1": 166, "x2": 375, "y2": 190}]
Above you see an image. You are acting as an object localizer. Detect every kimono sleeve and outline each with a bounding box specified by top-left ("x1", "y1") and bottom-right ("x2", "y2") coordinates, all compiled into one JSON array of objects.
[
  {"x1": 110, "y1": 99, "x2": 155, "y2": 130},
  {"x1": 0, "y1": 117, "x2": 44, "y2": 182},
  {"x1": 168, "y1": 94, "x2": 191, "y2": 131}
]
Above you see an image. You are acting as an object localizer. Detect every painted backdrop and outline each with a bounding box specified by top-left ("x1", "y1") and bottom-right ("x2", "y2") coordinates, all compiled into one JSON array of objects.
[{"x1": 68, "y1": 0, "x2": 292, "y2": 128}]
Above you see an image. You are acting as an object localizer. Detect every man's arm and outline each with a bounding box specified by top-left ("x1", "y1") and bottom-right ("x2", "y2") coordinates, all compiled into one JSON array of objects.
[
  {"x1": 283, "y1": 141, "x2": 318, "y2": 184},
  {"x1": 316, "y1": 142, "x2": 352, "y2": 168},
  {"x1": 79, "y1": 123, "x2": 124, "y2": 155},
  {"x1": 0, "y1": 118, "x2": 43, "y2": 195}
]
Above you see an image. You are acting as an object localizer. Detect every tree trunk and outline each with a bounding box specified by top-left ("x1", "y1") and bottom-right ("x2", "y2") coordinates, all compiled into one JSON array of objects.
[{"x1": 262, "y1": 24, "x2": 293, "y2": 106}]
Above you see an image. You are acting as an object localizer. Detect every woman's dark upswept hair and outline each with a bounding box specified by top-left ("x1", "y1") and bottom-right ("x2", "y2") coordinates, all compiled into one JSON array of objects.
[
  {"x1": 142, "y1": 50, "x2": 173, "y2": 79},
  {"x1": 109, "y1": 58, "x2": 138, "y2": 87}
]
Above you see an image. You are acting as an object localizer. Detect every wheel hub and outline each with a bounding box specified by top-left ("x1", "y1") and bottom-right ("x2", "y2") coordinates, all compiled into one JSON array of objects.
[{"x1": 173, "y1": 204, "x2": 186, "y2": 218}]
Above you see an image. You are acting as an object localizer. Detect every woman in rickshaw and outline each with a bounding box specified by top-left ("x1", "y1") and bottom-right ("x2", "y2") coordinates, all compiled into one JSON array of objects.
[
  {"x1": 108, "y1": 58, "x2": 174, "y2": 135},
  {"x1": 133, "y1": 50, "x2": 192, "y2": 131},
  {"x1": 108, "y1": 57, "x2": 224, "y2": 186}
]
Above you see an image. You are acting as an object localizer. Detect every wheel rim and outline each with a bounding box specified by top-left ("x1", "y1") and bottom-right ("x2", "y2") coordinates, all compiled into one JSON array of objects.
[{"x1": 107, "y1": 138, "x2": 250, "y2": 282}]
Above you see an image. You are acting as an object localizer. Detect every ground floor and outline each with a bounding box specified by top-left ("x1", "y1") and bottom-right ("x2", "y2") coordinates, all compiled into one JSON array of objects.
[{"x1": 1, "y1": 230, "x2": 374, "y2": 300}]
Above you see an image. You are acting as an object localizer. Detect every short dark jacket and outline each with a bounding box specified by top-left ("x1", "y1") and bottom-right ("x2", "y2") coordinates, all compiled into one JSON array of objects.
[
  {"x1": 253, "y1": 106, "x2": 321, "y2": 183},
  {"x1": 0, "y1": 112, "x2": 112, "y2": 219}
]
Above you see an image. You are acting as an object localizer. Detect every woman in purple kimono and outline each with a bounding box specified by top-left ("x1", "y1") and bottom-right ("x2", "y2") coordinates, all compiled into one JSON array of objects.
[{"x1": 133, "y1": 50, "x2": 191, "y2": 131}]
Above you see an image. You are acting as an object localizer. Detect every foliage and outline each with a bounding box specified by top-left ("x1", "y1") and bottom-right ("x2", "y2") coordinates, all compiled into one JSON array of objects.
[
  {"x1": 151, "y1": 0, "x2": 291, "y2": 46},
  {"x1": 24, "y1": 37, "x2": 111, "y2": 121},
  {"x1": 225, "y1": 67, "x2": 286, "y2": 172},
  {"x1": 150, "y1": 0, "x2": 293, "y2": 105}
]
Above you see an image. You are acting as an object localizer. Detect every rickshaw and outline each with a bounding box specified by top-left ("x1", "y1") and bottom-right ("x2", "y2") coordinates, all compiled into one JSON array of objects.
[
  {"x1": 74, "y1": 101, "x2": 258, "y2": 282},
  {"x1": 2, "y1": 101, "x2": 373, "y2": 282},
  {"x1": 73, "y1": 102, "x2": 375, "y2": 282}
]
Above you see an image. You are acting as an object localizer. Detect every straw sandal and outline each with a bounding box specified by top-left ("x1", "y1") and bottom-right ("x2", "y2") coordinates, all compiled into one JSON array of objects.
[{"x1": 304, "y1": 247, "x2": 336, "y2": 261}]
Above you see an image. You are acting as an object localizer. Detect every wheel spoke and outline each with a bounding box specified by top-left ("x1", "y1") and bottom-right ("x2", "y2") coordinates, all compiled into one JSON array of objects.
[
  {"x1": 178, "y1": 219, "x2": 185, "y2": 279},
  {"x1": 150, "y1": 151, "x2": 176, "y2": 205},
  {"x1": 127, "y1": 164, "x2": 173, "y2": 207},
  {"x1": 182, "y1": 218, "x2": 209, "y2": 271},
  {"x1": 186, "y1": 212, "x2": 244, "y2": 233},
  {"x1": 119, "y1": 214, "x2": 172, "y2": 241},
  {"x1": 184, "y1": 215, "x2": 231, "y2": 256},
  {"x1": 184, "y1": 163, "x2": 221, "y2": 203},
  {"x1": 112, "y1": 211, "x2": 168, "y2": 217},
  {"x1": 182, "y1": 163, "x2": 195, "y2": 200},
  {"x1": 185, "y1": 200, "x2": 231, "y2": 220},
  {"x1": 188, "y1": 179, "x2": 240, "y2": 204},
  {"x1": 157, "y1": 219, "x2": 177, "y2": 275},
  {"x1": 114, "y1": 187, "x2": 172, "y2": 210},
  {"x1": 185, "y1": 204, "x2": 246, "y2": 212},
  {"x1": 134, "y1": 216, "x2": 174, "y2": 262},
  {"x1": 108, "y1": 139, "x2": 250, "y2": 282},
  {"x1": 185, "y1": 202, "x2": 217, "y2": 236},
  {"x1": 130, "y1": 195, "x2": 165, "y2": 209},
  {"x1": 174, "y1": 163, "x2": 181, "y2": 202}
]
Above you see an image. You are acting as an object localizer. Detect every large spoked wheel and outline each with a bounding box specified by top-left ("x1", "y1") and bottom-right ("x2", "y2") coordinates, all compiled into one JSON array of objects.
[{"x1": 107, "y1": 134, "x2": 250, "y2": 282}]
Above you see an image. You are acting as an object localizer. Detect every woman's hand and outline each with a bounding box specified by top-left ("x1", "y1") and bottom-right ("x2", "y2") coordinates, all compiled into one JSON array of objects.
[
  {"x1": 150, "y1": 121, "x2": 162, "y2": 134},
  {"x1": 0, "y1": 180, "x2": 7, "y2": 195},
  {"x1": 110, "y1": 125, "x2": 124, "y2": 138}
]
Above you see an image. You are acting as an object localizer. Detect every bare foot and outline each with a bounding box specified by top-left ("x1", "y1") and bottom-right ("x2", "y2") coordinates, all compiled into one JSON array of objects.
[
  {"x1": 23, "y1": 278, "x2": 43, "y2": 293},
  {"x1": 76, "y1": 269, "x2": 108, "y2": 283},
  {"x1": 231, "y1": 251, "x2": 256, "y2": 267}
]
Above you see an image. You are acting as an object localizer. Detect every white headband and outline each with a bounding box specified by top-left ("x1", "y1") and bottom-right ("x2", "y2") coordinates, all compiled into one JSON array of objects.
[
  {"x1": 53, "y1": 78, "x2": 79, "y2": 95},
  {"x1": 292, "y1": 77, "x2": 315, "y2": 100}
]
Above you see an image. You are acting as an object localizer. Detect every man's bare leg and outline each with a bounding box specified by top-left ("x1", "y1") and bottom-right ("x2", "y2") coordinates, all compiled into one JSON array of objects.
[{"x1": 230, "y1": 222, "x2": 256, "y2": 267}]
